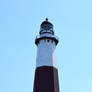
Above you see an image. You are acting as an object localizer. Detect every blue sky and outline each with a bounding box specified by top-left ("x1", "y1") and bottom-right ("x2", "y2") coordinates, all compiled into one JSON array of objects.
[{"x1": 0, "y1": 0, "x2": 92, "y2": 92}]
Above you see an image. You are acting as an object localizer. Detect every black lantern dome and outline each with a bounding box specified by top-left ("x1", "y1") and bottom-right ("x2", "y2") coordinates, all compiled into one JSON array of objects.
[
  {"x1": 35, "y1": 18, "x2": 59, "y2": 45},
  {"x1": 40, "y1": 18, "x2": 54, "y2": 35}
]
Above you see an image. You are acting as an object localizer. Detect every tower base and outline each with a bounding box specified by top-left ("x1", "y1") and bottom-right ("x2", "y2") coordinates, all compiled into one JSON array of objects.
[{"x1": 33, "y1": 66, "x2": 59, "y2": 92}]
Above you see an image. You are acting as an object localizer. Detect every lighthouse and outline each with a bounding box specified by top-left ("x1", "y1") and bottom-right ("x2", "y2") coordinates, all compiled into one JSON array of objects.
[{"x1": 33, "y1": 18, "x2": 59, "y2": 92}]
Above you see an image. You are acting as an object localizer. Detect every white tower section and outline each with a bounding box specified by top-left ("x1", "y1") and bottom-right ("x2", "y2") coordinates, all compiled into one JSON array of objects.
[{"x1": 35, "y1": 18, "x2": 59, "y2": 69}]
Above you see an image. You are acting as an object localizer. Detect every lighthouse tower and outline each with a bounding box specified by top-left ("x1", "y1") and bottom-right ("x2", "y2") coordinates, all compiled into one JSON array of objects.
[{"x1": 33, "y1": 18, "x2": 59, "y2": 92}]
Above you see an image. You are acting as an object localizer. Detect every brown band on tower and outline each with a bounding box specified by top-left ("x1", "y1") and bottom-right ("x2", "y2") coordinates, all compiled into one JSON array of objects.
[{"x1": 33, "y1": 66, "x2": 59, "y2": 92}]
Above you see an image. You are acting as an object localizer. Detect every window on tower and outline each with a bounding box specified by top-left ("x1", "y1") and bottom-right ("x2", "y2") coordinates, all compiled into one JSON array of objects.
[{"x1": 47, "y1": 39, "x2": 49, "y2": 42}]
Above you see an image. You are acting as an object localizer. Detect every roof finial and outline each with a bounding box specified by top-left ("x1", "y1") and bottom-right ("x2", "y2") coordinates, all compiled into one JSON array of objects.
[{"x1": 46, "y1": 18, "x2": 48, "y2": 21}]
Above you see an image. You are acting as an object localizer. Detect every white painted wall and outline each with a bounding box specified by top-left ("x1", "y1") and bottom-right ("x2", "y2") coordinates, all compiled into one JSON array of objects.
[{"x1": 36, "y1": 38, "x2": 57, "y2": 69}]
